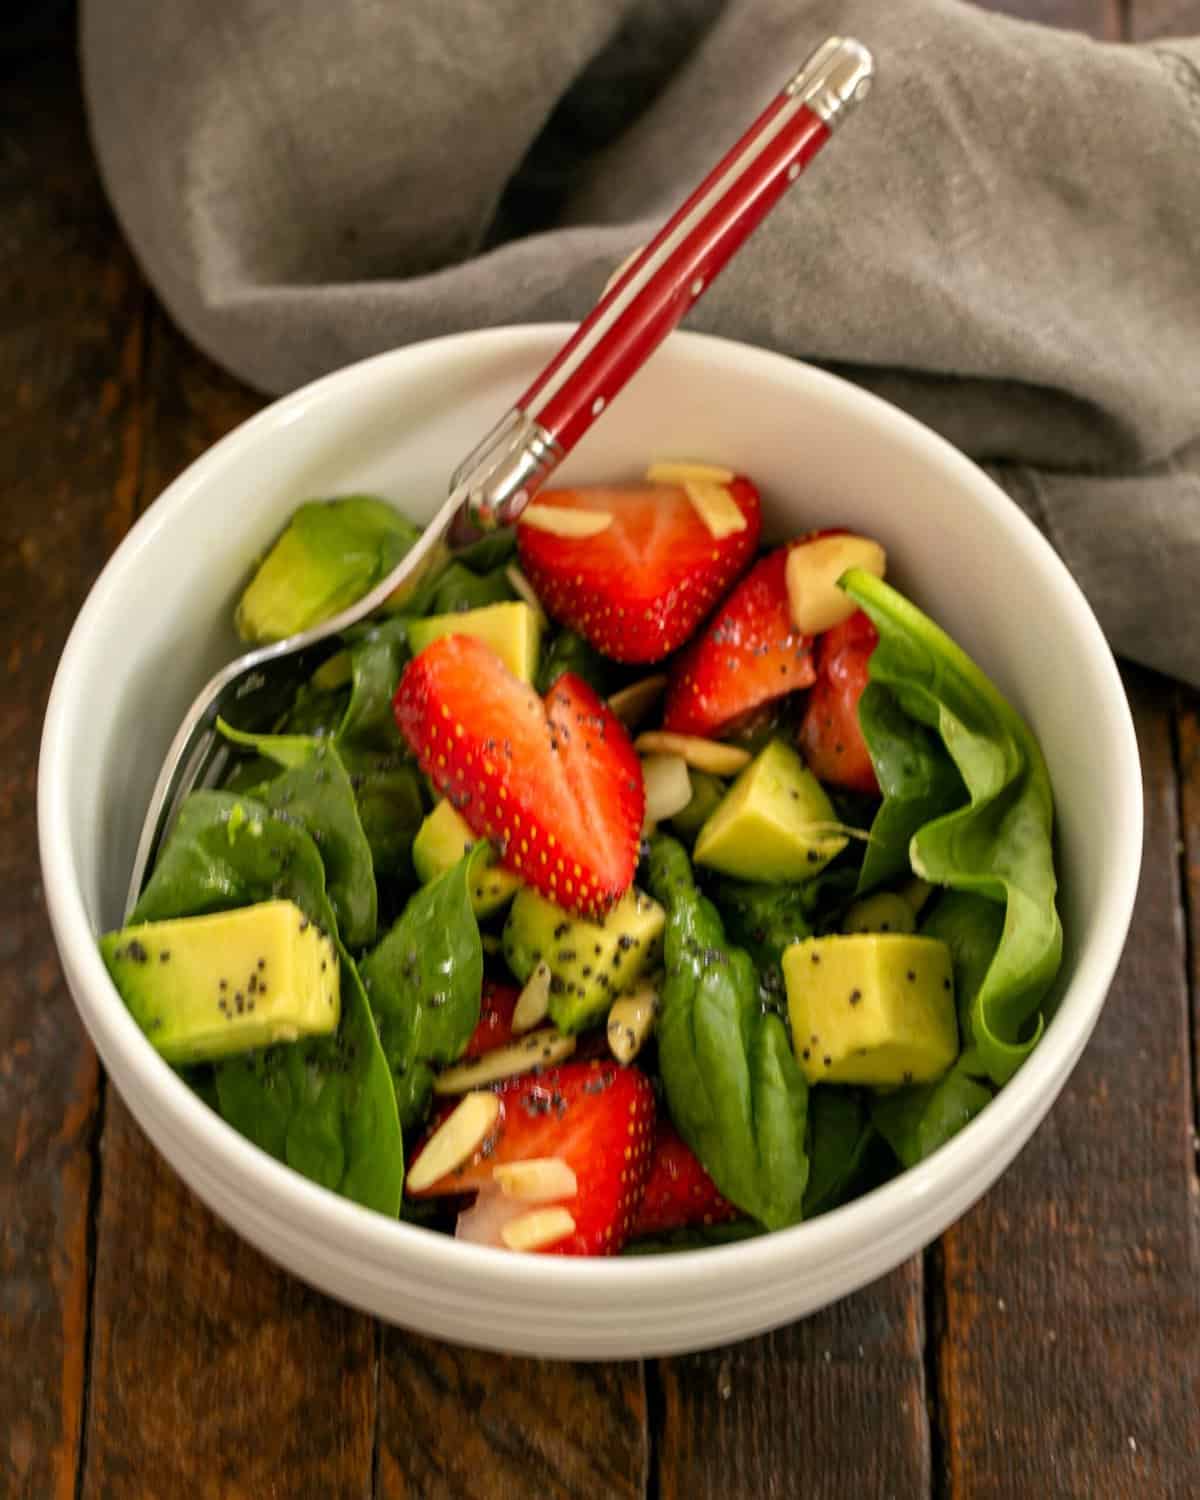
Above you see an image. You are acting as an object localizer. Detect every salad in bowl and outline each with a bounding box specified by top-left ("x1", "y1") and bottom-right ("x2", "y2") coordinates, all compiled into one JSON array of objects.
[{"x1": 98, "y1": 458, "x2": 1062, "y2": 1259}]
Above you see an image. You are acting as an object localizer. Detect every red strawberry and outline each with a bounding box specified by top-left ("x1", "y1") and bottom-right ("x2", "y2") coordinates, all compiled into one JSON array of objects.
[
  {"x1": 461, "y1": 980, "x2": 520, "y2": 1060},
  {"x1": 516, "y1": 479, "x2": 762, "y2": 664},
  {"x1": 408, "y1": 1060, "x2": 656, "y2": 1256},
  {"x1": 393, "y1": 636, "x2": 644, "y2": 916},
  {"x1": 797, "y1": 610, "x2": 879, "y2": 794},
  {"x1": 662, "y1": 545, "x2": 817, "y2": 737},
  {"x1": 631, "y1": 1120, "x2": 739, "y2": 1238}
]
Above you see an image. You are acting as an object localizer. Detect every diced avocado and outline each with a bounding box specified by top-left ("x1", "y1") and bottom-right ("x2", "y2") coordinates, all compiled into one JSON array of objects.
[
  {"x1": 100, "y1": 900, "x2": 340, "y2": 1065},
  {"x1": 668, "y1": 769, "x2": 726, "y2": 845},
  {"x1": 782, "y1": 933, "x2": 957, "y2": 1087},
  {"x1": 412, "y1": 800, "x2": 521, "y2": 917},
  {"x1": 502, "y1": 887, "x2": 665, "y2": 1034},
  {"x1": 841, "y1": 891, "x2": 917, "y2": 935},
  {"x1": 693, "y1": 739, "x2": 847, "y2": 882},
  {"x1": 407, "y1": 601, "x2": 543, "y2": 684},
  {"x1": 236, "y1": 496, "x2": 419, "y2": 643}
]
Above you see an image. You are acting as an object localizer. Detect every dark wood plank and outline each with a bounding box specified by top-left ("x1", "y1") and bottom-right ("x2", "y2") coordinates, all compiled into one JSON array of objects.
[
  {"x1": 81, "y1": 1096, "x2": 377, "y2": 1500},
  {"x1": 654, "y1": 1260, "x2": 929, "y2": 1499},
  {"x1": 937, "y1": 669, "x2": 1200, "y2": 1498},
  {"x1": 973, "y1": 0, "x2": 1121, "y2": 36},
  {"x1": 79, "y1": 310, "x2": 383, "y2": 1498},
  {"x1": 0, "y1": 45, "x2": 145, "y2": 1500},
  {"x1": 1129, "y1": 0, "x2": 1200, "y2": 37},
  {"x1": 1176, "y1": 684, "x2": 1200, "y2": 1160},
  {"x1": 377, "y1": 1331, "x2": 648, "y2": 1499}
]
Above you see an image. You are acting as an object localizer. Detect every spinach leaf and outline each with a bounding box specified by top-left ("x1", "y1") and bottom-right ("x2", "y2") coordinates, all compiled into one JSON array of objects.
[
  {"x1": 803, "y1": 1087, "x2": 875, "y2": 1217},
  {"x1": 130, "y1": 791, "x2": 404, "y2": 1214},
  {"x1": 921, "y1": 888, "x2": 1007, "y2": 1072},
  {"x1": 359, "y1": 850, "x2": 484, "y2": 1128},
  {"x1": 646, "y1": 835, "x2": 809, "y2": 1231},
  {"x1": 337, "y1": 616, "x2": 412, "y2": 752},
  {"x1": 277, "y1": 684, "x2": 351, "y2": 739},
  {"x1": 216, "y1": 725, "x2": 377, "y2": 949},
  {"x1": 338, "y1": 746, "x2": 425, "y2": 882},
  {"x1": 428, "y1": 562, "x2": 515, "y2": 616},
  {"x1": 857, "y1": 682, "x2": 965, "y2": 894},
  {"x1": 706, "y1": 876, "x2": 811, "y2": 1016},
  {"x1": 451, "y1": 530, "x2": 518, "y2": 574},
  {"x1": 870, "y1": 1064, "x2": 993, "y2": 1169},
  {"x1": 843, "y1": 572, "x2": 1062, "y2": 1086},
  {"x1": 622, "y1": 1221, "x2": 763, "y2": 1254},
  {"x1": 536, "y1": 629, "x2": 618, "y2": 696}
]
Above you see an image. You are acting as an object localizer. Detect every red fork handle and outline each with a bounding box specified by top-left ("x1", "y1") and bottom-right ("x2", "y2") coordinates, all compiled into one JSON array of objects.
[{"x1": 452, "y1": 36, "x2": 873, "y2": 534}]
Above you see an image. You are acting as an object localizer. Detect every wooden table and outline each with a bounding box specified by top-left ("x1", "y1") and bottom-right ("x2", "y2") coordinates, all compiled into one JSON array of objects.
[{"x1": 5, "y1": 4, "x2": 1200, "y2": 1496}]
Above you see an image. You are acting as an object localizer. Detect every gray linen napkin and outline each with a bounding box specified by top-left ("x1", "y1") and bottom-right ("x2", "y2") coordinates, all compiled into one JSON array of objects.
[{"x1": 81, "y1": 0, "x2": 1200, "y2": 685}]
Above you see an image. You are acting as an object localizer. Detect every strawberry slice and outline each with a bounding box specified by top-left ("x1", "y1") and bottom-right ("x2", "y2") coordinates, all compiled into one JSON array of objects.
[
  {"x1": 408, "y1": 1060, "x2": 656, "y2": 1256},
  {"x1": 797, "y1": 610, "x2": 879, "y2": 794},
  {"x1": 393, "y1": 636, "x2": 643, "y2": 916},
  {"x1": 662, "y1": 545, "x2": 817, "y2": 737},
  {"x1": 516, "y1": 479, "x2": 762, "y2": 664},
  {"x1": 631, "y1": 1120, "x2": 739, "y2": 1238},
  {"x1": 461, "y1": 980, "x2": 520, "y2": 1060}
]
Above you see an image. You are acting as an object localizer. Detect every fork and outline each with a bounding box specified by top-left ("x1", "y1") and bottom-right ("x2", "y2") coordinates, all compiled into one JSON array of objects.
[{"x1": 124, "y1": 35, "x2": 874, "y2": 919}]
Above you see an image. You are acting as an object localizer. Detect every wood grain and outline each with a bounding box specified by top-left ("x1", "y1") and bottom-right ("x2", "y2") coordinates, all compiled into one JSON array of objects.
[
  {"x1": 972, "y1": 0, "x2": 1122, "y2": 36},
  {"x1": 1176, "y1": 684, "x2": 1200, "y2": 1161},
  {"x1": 81, "y1": 1096, "x2": 377, "y2": 1500},
  {"x1": 376, "y1": 1331, "x2": 647, "y2": 1499},
  {"x1": 654, "y1": 1259, "x2": 930, "y2": 1500},
  {"x1": 936, "y1": 669, "x2": 1200, "y2": 1499},
  {"x1": 0, "y1": 47, "x2": 143, "y2": 1500},
  {"x1": 1128, "y1": 0, "x2": 1200, "y2": 36}
]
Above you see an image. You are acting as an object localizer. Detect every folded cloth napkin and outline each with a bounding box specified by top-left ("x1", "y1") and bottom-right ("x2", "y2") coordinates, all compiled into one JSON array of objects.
[{"x1": 81, "y1": 0, "x2": 1200, "y2": 685}]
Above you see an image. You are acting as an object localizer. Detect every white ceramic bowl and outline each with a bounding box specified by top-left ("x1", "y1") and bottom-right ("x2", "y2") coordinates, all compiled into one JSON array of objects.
[{"x1": 39, "y1": 327, "x2": 1141, "y2": 1358}]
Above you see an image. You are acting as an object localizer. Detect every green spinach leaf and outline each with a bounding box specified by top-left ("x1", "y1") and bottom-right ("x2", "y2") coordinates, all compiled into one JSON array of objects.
[
  {"x1": 337, "y1": 616, "x2": 412, "y2": 752},
  {"x1": 870, "y1": 1064, "x2": 993, "y2": 1169},
  {"x1": 843, "y1": 572, "x2": 1062, "y2": 1086},
  {"x1": 647, "y1": 835, "x2": 809, "y2": 1231},
  {"x1": 359, "y1": 850, "x2": 484, "y2": 1128},
  {"x1": 536, "y1": 629, "x2": 619, "y2": 696},
  {"x1": 803, "y1": 1087, "x2": 875, "y2": 1217},
  {"x1": 857, "y1": 681, "x2": 965, "y2": 894},
  {"x1": 428, "y1": 562, "x2": 515, "y2": 616},
  {"x1": 338, "y1": 746, "x2": 425, "y2": 882},
  {"x1": 216, "y1": 725, "x2": 377, "y2": 949}
]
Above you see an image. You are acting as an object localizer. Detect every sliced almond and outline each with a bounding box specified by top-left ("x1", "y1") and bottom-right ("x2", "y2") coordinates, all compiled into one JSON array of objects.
[
  {"x1": 785, "y1": 533, "x2": 887, "y2": 636},
  {"x1": 641, "y1": 754, "x2": 692, "y2": 826},
  {"x1": 607, "y1": 674, "x2": 667, "y2": 729},
  {"x1": 645, "y1": 460, "x2": 735, "y2": 486},
  {"x1": 519, "y1": 504, "x2": 613, "y2": 539},
  {"x1": 511, "y1": 960, "x2": 552, "y2": 1034},
  {"x1": 432, "y1": 1027, "x2": 575, "y2": 1095},
  {"x1": 606, "y1": 981, "x2": 659, "y2": 1065},
  {"x1": 634, "y1": 731, "x2": 750, "y2": 778},
  {"x1": 493, "y1": 1156, "x2": 579, "y2": 1203},
  {"x1": 504, "y1": 563, "x2": 548, "y2": 624},
  {"x1": 681, "y1": 479, "x2": 747, "y2": 540},
  {"x1": 500, "y1": 1206, "x2": 577, "y2": 1252},
  {"x1": 406, "y1": 1091, "x2": 500, "y2": 1193}
]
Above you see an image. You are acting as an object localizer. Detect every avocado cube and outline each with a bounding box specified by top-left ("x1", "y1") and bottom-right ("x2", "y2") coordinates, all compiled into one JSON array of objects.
[
  {"x1": 412, "y1": 800, "x2": 521, "y2": 917},
  {"x1": 100, "y1": 899, "x2": 340, "y2": 1065},
  {"x1": 236, "y1": 496, "x2": 418, "y2": 643},
  {"x1": 502, "y1": 886, "x2": 665, "y2": 1034},
  {"x1": 407, "y1": 601, "x2": 543, "y2": 684},
  {"x1": 782, "y1": 933, "x2": 958, "y2": 1087},
  {"x1": 693, "y1": 739, "x2": 846, "y2": 882}
]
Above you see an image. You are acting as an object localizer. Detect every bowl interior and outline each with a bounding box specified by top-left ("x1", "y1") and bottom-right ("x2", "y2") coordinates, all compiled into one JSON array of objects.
[{"x1": 39, "y1": 327, "x2": 1141, "y2": 1352}]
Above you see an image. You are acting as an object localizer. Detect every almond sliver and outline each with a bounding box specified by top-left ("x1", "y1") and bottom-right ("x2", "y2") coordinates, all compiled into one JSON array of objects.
[
  {"x1": 681, "y1": 480, "x2": 747, "y2": 541},
  {"x1": 641, "y1": 754, "x2": 692, "y2": 825},
  {"x1": 501, "y1": 1206, "x2": 577, "y2": 1251},
  {"x1": 607, "y1": 675, "x2": 668, "y2": 728},
  {"x1": 493, "y1": 1157, "x2": 579, "y2": 1203},
  {"x1": 432, "y1": 1027, "x2": 575, "y2": 1094},
  {"x1": 606, "y1": 981, "x2": 659, "y2": 1065},
  {"x1": 645, "y1": 461, "x2": 735, "y2": 486},
  {"x1": 504, "y1": 563, "x2": 548, "y2": 624},
  {"x1": 511, "y1": 960, "x2": 552, "y2": 1034},
  {"x1": 785, "y1": 533, "x2": 886, "y2": 636},
  {"x1": 634, "y1": 732, "x2": 751, "y2": 778},
  {"x1": 520, "y1": 504, "x2": 613, "y2": 539},
  {"x1": 407, "y1": 1091, "x2": 500, "y2": 1193}
]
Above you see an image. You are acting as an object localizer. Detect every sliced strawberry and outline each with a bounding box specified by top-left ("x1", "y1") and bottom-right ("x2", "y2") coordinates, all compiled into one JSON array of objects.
[
  {"x1": 393, "y1": 636, "x2": 643, "y2": 916},
  {"x1": 662, "y1": 545, "x2": 817, "y2": 737},
  {"x1": 516, "y1": 479, "x2": 761, "y2": 664},
  {"x1": 797, "y1": 610, "x2": 879, "y2": 794},
  {"x1": 461, "y1": 980, "x2": 520, "y2": 1061},
  {"x1": 631, "y1": 1120, "x2": 739, "y2": 1238},
  {"x1": 407, "y1": 1060, "x2": 656, "y2": 1256}
]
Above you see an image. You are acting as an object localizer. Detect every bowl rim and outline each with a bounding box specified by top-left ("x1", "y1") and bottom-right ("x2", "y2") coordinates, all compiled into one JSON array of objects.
[{"x1": 38, "y1": 324, "x2": 1143, "y2": 1294}]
